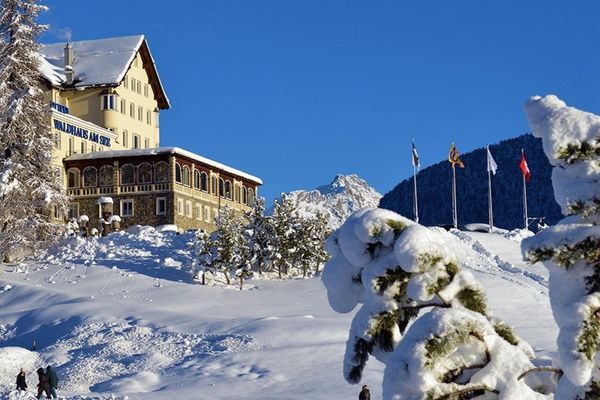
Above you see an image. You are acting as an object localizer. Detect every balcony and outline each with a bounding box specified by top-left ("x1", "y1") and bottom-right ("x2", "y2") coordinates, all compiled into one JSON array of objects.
[{"x1": 66, "y1": 183, "x2": 172, "y2": 198}]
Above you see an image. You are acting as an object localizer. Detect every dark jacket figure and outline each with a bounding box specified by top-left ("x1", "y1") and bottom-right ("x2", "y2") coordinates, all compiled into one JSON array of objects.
[
  {"x1": 359, "y1": 385, "x2": 371, "y2": 400},
  {"x1": 46, "y1": 366, "x2": 59, "y2": 399},
  {"x1": 16, "y1": 368, "x2": 27, "y2": 391},
  {"x1": 36, "y1": 368, "x2": 51, "y2": 399}
]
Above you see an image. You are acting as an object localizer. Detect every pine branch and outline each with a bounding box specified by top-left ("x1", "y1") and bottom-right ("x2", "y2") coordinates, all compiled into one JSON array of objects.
[
  {"x1": 435, "y1": 385, "x2": 499, "y2": 400},
  {"x1": 516, "y1": 366, "x2": 563, "y2": 381}
]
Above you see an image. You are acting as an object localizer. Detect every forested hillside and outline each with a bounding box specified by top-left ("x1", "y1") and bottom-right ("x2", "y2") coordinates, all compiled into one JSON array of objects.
[{"x1": 379, "y1": 134, "x2": 562, "y2": 229}]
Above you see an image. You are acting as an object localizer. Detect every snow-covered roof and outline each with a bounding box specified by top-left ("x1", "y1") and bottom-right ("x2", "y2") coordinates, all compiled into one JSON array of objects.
[
  {"x1": 66, "y1": 147, "x2": 263, "y2": 185},
  {"x1": 40, "y1": 35, "x2": 170, "y2": 109}
]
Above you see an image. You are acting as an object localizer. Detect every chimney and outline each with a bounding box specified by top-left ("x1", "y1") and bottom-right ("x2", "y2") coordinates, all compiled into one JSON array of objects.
[{"x1": 64, "y1": 43, "x2": 74, "y2": 85}]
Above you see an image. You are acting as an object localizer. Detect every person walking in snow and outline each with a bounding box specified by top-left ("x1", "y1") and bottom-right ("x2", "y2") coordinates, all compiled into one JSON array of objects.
[
  {"x1": 359, "y1": 384, "x2": 371, "y2": 400},
  {"x1": 16, "y1": 368, "x2": 27, "y2": 391},
  {"x1": 46, "y1": 365, "x2": 59, "y2": 399},
  {"x1": 36, "y1": 367, "x2": 51, "y2": 399}
]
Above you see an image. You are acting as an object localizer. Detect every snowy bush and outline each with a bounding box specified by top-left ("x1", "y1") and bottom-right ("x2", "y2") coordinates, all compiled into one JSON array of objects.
[
  {"x1": 323, "y1": 208, "x2": 545, "y2": 399},
  {"x1": 523, "y1": 95, "x2": 600, "y2": 399}
]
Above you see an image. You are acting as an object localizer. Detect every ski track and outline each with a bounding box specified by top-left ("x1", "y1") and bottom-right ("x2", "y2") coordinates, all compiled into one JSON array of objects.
[{"x1": 450, "y1": 230, "x2": 548, "y2": 293}]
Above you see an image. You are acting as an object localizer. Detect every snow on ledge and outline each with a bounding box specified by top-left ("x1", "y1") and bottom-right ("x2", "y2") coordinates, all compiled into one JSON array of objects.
[
  {"x1": 97, "y1": 196, "x2": 114, "y2": 204},
  {"x1": 66, "y1": 147, "x2": 263, "y2": 184}
]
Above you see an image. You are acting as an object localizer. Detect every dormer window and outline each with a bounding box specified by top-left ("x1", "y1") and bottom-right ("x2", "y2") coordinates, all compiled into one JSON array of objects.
[{"x1": 101, "y1": 94, "x2": 117, "y2": 111}]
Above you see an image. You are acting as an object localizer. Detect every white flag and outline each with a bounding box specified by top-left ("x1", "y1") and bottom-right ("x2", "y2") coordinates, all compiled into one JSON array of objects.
[{"x1": 487, "y1": 146, "x2": 498, "y2": 175}]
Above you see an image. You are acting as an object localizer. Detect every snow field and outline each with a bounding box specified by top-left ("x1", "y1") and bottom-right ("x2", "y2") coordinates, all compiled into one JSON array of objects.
[{"x1": 0, "y1": 224, "x2": 555, "y2": 399}]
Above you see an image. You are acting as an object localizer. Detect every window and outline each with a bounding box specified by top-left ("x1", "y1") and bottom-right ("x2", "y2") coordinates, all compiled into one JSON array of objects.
[
  {"x1": 82, "y1": 167, "x2": 97, "y2": 187},
  {"x1": 195, "y1": 204, "x2": 201, "y2": 220},
  {"x1": 68, "y1": 137, "x2": 74, "y2": 155},
  {"x1": 67, "y1": 169, "x2": 80, "y2": 188},
  {"x1": 155, "y1": 162, "x2": 168, "y2": 183},
  {"x1": 100, "y1": 165, "x2": 114, "y2": 186},
  {"x1": 121, "y1": 199, "x2": 134, "y2": 217},
  {"x1": 80, "y1": 141, "x2": 87, "y2": 154},
  {"x1": 155, "y1": 112, "x2": 160, "y2": 128},
  {"x1": 234, "y1": 184, "x2": 240, "y2": 202},
  {"x1": 122, "y1": 130, "x2": 128, "y2": 147},
  {"x1": 200, "y1": 172, "x2": 208, "y2": 192},
  {"x1": 156, "y1": 197, "x2": 167, "y2": 215},
  {"x1": 67, "y1": 203, "x2": 79, "y2": 219},
  {"x1": 177, "y1": 198, "x2": 183, "y2": 215},
  {"x1": 193, "y1": 170, "x2": 200, "y2": 190},
  {"x1": 182, "y1": 166, "x2": 191, "y2": 186},
  {"x1": 129, "y1": 103, "x2": 135, "y2": 118},
  {"x1": 204, "y1": 206, "x2": 209, "y2": 222},
  {"x1": 248, "y1": 189, "x2": 255, "y2": 206},
  {"x1": 53, "y1": 131, "x2": 61, "y2": 149},
  {"x1": 175, "y1": 163, "x2": 182, "y2": 183},
  {"x1": 101, "y1": 94, "x2": 117, "y2": 110},
  {"x1": 133, "y1": 134, "x2": 140, "y2": 149},
  {"x1": 219, "y1": 178, "x2": 224, "y2": 197},
  {"x1": 144, "y1": 84, "x2": 148, "y2": 97},
  {"x1": 133, "y1": 57, "x2": 138, "y2": 68},
  {"x1": 211, "y1": 176, "x2": 217, "y2": 194},
  {"x1": 146, "y1": 110, "x2": 151, "y2": 125},
  {"x1": 130, "y1": 77, "x2": 135, "y2": 89},
  {"x1": 137, "y1": 106, "x2": 143, "y2": 121},
  {"x1": 144, "y1": 138, "x2": 150, "y2": 149},
  {"x1": 53, "y1": 206, "x2": 61, "y2": 220},
  {"x1": 121, "y1": 164, "x2": 135, "y2": 185},
  {"x1": 225, "y1": 181, "x2": 232, "y2": 200},
  {"x1": 136, "y1": 81, "x2": 141, "y2": 94},
  {"x1": 91, "y1": 144, "x2": 96, "y2": 152},
  {"x1": 120, "y1": 99, "x2": 126, "y2": 114},
  {"x1": 138, "y1": 162, "x2": 152, "y2": 184},
  {"x1": 123, "y1": 76, "x2": 128, "y2": 88},
  {"x1": 99, "y1": 146, "x2": 103, "y2": 152},
  {"x1": 185, "y1": 200, "x2": 192, "y2": 218},
  {"x1": 242, "y1": 186, "x2": 247, "y2": 205}
]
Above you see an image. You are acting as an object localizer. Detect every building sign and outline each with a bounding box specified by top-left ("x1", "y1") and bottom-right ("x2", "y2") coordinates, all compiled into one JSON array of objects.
[
  {"x1": 49, "y1": 101, "x2": 69, "y2": 114},
  {"x1": 53, "y1": 119, "x2": 112, "y2": 147}
]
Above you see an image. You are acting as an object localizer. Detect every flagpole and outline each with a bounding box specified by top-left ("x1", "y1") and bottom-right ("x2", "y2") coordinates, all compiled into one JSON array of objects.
[
  {"x1": 523, "y1": 171, "x2": 528, "y2": 229},
  {"x1": 452, "y1": 163, "x2": 457, "y2": 229},
  {"x1": 488, "y1": 165, "x2": 493, "y2": 233},
  {"x1": 413, "y1": 162, "x2": 419, "y2": 224}
]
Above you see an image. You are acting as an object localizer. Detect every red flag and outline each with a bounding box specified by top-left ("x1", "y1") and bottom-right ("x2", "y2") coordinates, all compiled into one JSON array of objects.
[{"x1": 519, "y1": 150, "x2": 531, "y2": 181}]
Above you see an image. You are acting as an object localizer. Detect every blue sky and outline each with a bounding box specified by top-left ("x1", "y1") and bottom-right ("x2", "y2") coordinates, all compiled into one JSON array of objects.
[{"x1": 40, "y1": 1, "x2": 600, "y2": 202}]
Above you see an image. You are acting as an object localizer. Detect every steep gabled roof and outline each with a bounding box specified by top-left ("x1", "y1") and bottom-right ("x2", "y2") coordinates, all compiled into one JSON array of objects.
[{"x1": 40, "y1": 35, "x2": 170, "y2": 109}]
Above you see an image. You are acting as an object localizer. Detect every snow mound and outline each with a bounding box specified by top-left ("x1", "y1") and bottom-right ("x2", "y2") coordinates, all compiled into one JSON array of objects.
[
  {"x1": 0, "y1": 347, "x2": 39, "y2": 389},
  {"x1": 43, "y1": 320, "x2": 261, "y2": 394}
]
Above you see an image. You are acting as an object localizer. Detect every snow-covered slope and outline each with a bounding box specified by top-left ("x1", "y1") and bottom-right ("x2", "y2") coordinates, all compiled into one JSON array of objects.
[
  {"x1": 0, "y1": 225, "x2": 556, "y2": 400},
  {"x1": 275, "y1": 174, "x2": 382, "y2": 229}
]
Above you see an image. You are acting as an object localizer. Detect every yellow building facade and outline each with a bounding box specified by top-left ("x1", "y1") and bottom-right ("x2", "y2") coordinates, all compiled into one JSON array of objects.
[{"x1": 40, "y1": 35, "x2": 261, "y2": 230}]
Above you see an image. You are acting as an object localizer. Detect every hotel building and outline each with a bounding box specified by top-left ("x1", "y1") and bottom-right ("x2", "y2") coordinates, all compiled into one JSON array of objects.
[{"x1": 39, "y1": 35, "x2": 261, "y2": 231}]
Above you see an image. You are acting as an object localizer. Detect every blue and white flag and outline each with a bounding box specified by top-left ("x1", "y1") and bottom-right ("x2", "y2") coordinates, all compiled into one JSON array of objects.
[{"x1": 411, "y1": 139, "x2": 420, "y2": 169}]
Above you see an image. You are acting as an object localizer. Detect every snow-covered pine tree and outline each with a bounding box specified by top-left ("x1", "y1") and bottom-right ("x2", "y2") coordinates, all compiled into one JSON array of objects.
[
  {"x1": 209, "y1": 206, "x2": 245, "y2": 285},
  {"x1": 323, "y1": 208, "x2": 543, "y2": 399},
  {"x1": 244, "y1": 197, "x2": 276, "y2": 275},
  {"x1": 271, "y1": 193, "x2": 302, "y2": 278},
  {"x1": 192, "y1": 229, "x2": 214, "y2": 285},
  {"x1": 0, "y1": 0, "x2": 67, "y2": 261},
  {"x1": 523, "y1": 95, "x2": 600, "y2": 399},
  {"x1": 296, "y1": 211, "x2": 330, "y2": 277}
]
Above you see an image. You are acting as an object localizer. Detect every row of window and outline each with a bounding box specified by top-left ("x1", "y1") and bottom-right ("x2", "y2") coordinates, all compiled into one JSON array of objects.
[
  {"x1": 176, "y1": 198, "x2": 217, "y2": 223},
  {"x1": 122, "y1": 130, "x2": 150, "y2": 149},
  {"x1": 67, "y1": 162, "x2": 169, "y2": 188},
  {"x1": 62, "y1": 136, "x2": 104, "y2": 155},
  {"x1": 100, "y1": 94, "x2": 158, "y2": 128},
  {"x1": 123, "y1": 76, "x2": 149, "y2": 98},
  {"x1": 174, "y1": 163, "x2": 255, "y2": 206}
]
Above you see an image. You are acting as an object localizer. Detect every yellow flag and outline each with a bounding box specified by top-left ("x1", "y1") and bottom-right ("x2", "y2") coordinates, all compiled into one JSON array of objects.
[{"x1": 448, "y1": 143, "x2": 465, "y2": 168}]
